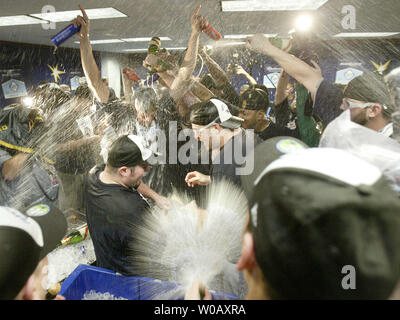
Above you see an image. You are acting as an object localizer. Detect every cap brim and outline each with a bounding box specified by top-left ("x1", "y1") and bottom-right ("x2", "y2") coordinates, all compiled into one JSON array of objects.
[
  {"x1": 24, "y1": 204, "x2": 68, "y2": 259},
  {"x1": 241, "y1": 137, "x2": 308, "y2": 204},
  {"x1": 220, "y1": 116, "x2": 244, "y2": 129}
]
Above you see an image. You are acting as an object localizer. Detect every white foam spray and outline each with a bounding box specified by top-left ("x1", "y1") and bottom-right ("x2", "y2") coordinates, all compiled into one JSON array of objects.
[{"x1": 128, "y1": 179, "x2": 248, "y2": 299}]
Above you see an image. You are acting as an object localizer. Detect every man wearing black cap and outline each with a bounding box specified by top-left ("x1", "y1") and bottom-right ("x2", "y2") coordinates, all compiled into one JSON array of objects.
[
  {"x1": 84, "y1": 134, "x2": 166, "y2": 275},
  {"x1": 239, "y1": 87, "x2": 301, "y2": 141},
  {"x1": 236, "y1": 137, "x2": 400, "y2": 299},
  {"x1": 185, "y1": 98, "x2": 259, "y2": 187},
  {"x1": 0, "y1": 204, "x2": 67, "y2": 299}
]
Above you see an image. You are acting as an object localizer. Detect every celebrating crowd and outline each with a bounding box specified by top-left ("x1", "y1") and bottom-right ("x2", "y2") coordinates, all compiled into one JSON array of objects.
[{"x1": 1, "y1": 4, "x2": 400, "y2": 300}]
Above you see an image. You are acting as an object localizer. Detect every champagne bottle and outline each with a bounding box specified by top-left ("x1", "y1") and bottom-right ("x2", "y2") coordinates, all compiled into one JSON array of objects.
[
  {"x1": 201, "y1": 24, "x2": 222, "y2": 41},
  {"x1": 61, "y1": 226, "x2": 89, "y2": 246},
  {"x1": 51, "y1": 24, "x2": 81, "y2": 47}
]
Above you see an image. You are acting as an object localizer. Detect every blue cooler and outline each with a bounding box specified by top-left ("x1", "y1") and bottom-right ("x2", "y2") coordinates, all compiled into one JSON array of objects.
[{"x1": 59, "y1": 264, "x2": 238, "y2": 300}]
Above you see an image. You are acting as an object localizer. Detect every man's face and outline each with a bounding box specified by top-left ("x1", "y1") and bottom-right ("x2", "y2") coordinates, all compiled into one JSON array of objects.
[
  {"x1": 238, "y1": 108, "x2": 258, "y2": 129},
  {"x1": 124, "y1": 165, "x2": 150, "y2": 188},
  {"x1": 340, "y1": 98, "x2": 370, "y2": 125},
  {"x1": 137, "y1": 110, "x2": 156, "y2": 127},
  {"x1": 192, "y1": 123, "x2": 221, "y2": 151}
]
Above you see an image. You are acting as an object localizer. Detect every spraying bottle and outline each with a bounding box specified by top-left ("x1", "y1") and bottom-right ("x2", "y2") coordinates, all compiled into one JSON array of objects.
[
  {"x1": 51, "y1": 24, "x2": 81, "y2": 47},
  {"x1": 201, "y1": 23, "x2": 222, "y2": 41}
]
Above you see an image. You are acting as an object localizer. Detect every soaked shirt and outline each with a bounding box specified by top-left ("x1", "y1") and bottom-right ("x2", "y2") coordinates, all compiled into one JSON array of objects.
[{"x1": 84, "y1": 165, "x2": 150, "y2": 275}]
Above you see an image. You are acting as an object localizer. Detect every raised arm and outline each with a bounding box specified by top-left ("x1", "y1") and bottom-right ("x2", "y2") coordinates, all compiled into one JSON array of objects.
[
  {"x1": 229, "y1": 64, "x2": 257, "y2": 86},
  {"x1": 199, "y1": 47, "x2": 230, "y2": 87},
  {"x1": 73, "y1": 5, "x2": 110, "y2": 103},
  {"x1": 169, "y1": 5, "x2": 205, "y2": 102},
  {"x1": 246, "y1": 34, "x2": 322, "y2": 100}
]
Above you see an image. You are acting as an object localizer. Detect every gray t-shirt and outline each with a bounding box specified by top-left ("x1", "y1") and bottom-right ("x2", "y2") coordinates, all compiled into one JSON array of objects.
[{"x1": 0, "y1": 148, "x2": 60, "y2": 211}]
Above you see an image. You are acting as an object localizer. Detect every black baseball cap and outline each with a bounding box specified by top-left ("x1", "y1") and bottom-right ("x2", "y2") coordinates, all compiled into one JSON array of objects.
[
  {"x1": 107, "y1": 135, "x2": 152, "y2": 168},
  {"x1": 344, "y1": 72, "x2": 395, "y2": 116},
  {"x1": 242, "y1": 143, "x2": 400, "y2": 299},
  {"x1": 0, "y1": 204, "x2": 67, "y2": 299},
  {"x1": 241, "y1": 136, "x2": 308, "y2": 203},
  {"x1": 239, "y1": 87, "x2": 270, "y2": 111}
]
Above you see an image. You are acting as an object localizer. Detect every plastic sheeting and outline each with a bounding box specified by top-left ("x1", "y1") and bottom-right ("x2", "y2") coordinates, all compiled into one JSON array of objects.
[{"x1": 320, "y1": 110, "x2": 400, "y2": 193}]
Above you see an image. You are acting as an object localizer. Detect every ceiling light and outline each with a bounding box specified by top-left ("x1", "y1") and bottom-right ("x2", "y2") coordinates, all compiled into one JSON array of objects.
[
  {"x1": 0, "y1": 15, "x2": 44, "y2": 27},
  {"x1": 296, "y1": 15, "x2": 313, "y2": 31},
  {"x1": 224, "y1": 34, "x2": 278, "y2": 39},
  {"x1": 31, "y1": 7, "x2": 127, "y2": 23},
  {"x1": 74, "y1": 39, "x2": 124, "y2": 44},
  {"x1": 123, "y1": 49, "x2": 148, "y2": 53},
  {"x1": 121, "y1": 37, "x2": 171, "y2": 42},
  {"x1": 221, "y1": 0, "x2": 329, "y2": 12},
  {"x1": 334, "y1": 32, "x2": 400, "y2": 38}
]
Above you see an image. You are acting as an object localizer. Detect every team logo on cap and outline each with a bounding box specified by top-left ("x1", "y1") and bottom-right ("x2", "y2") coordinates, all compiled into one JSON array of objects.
[
  {"x1": 276, "y1": 139, "x2": 306, "y2": 154},
  {"x1": 26, "y1": 204, "x2": 50, "y2": 217}
]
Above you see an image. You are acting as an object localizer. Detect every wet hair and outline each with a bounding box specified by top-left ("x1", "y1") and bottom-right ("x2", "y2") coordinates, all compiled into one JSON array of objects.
[
  {"x1": 133, "y1": 86, "x2": 159, "y2": 113},
  {"x1": 32, "y1": 84, "x2": 70, "y2": 116},
  {"x1": 75, "y1": 85, "x2": 93, "y2": 100}
]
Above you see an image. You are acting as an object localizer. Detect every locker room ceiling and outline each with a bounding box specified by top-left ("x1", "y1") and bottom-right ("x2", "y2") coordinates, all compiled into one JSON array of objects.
[{"x1": 0, "y1": 0, "x2": 399, "y2": 53}]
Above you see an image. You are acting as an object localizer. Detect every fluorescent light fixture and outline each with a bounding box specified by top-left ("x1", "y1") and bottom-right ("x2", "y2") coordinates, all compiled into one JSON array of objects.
[
  {"x1": 0, "y1": 15, "x2": 44, "y2": 26},
  {"x1": 296, "y1": 15, "x2": 313, "y2": 31},
  {"x1": 334, "y1": 32, "x2": 400, "y2": 38},
  {"x1": 121, "y1": 37, "x2": 171, "y2": 42},
  {"x1": 31, "y1": 7, "x2": 127, "y2": 22},
  {"x1": 74, "y1": 39, "x2": 124, "y2": 44},
  {"x1": 224, "y1": 34, "x2": 278, "y2": 39},
  {"x1": 165, "y1": 47, "x2": 187, "y2": 51},
  {"x1": 221, "y1": 0, "x2": 329, "y2": 12},
  {"x1": 123, "y1": 49, "x2": 148, "y2": 53}
]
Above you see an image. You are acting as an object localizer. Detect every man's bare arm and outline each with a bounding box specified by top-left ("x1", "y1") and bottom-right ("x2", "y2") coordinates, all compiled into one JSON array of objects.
[
  {"x1": 2, "y1": 153, "x2": 29, "y2": 181},
  {"x1": 73, "y1": 5, "x2": 110, "y2": 103},
  {"x1": 199, "y1": 47, "x2": 230, "y2": 87},
  {"x1": 169, "y1": 5, "x2": 205, "y2": 102},
  {"x1": 246, "y1": 34, "x2": 322, "y2": 100}
]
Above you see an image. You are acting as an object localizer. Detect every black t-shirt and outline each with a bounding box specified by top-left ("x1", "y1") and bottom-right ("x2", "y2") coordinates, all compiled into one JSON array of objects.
[
  {"x1": 258, "y1": 99, "x2": 301, "y2": 141},
  {"x1": 211, "y1": 129, "x2": 260, "y2": 187},
  {"x1": 84, "y1": 165, "x2": 150, "y2": 275},
  {"x1": 313, "y1": 80, "x2": 344, "y2": 127}
]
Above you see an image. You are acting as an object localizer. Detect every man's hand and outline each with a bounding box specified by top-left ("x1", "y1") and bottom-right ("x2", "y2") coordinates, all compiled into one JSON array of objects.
[
  {"x1": 185, "y1": 279, "x2": 212, "y2": 300},
  {"x1": 191, "y1": 5, "x2": 208, "y2": 34},
  {"x1": 154, "y1": 195, "x2": 172, "y2": 210},
  {"x1": 246, "y1": 34, "x2": 274, "y2": 54},
  {"x1": 72, "y1": 5, "x2": 90, "y2": 41},
  {"x1": 185, "y1": 171, "x2": 211, "y2": 187}
]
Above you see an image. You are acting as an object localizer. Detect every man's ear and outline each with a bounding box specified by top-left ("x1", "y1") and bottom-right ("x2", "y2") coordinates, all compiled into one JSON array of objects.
[
  {"x1": 118, "y1": 166, "x2": 129, "y2": 177},
  {"x1": 367, "y1": 104, "x2": 383, "y2": 119},
  {"x1": 237, "y1": 232, "x2": 256, "y2": 272}
]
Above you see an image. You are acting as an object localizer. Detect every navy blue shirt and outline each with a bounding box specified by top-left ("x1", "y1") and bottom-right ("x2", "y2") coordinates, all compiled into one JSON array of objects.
[
  {"x1": 313, "y1": 80, "x2": 344, "y2": 127},
  {"x1": 84, "y1": 165, "x2": 150, "y2": 275}
]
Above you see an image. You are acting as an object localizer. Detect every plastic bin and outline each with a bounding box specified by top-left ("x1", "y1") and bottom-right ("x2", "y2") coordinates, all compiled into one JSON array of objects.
[{"x1": 59, "y1": 264, "x2": 238, "y2": 300}]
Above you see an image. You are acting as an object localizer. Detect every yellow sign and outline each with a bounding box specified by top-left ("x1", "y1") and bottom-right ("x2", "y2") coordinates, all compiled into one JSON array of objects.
[
  {"x1": 48, "y1": 64, "x2": 66, "y2": 83},
  {"x1": 370, "y1": 60, "x2": 391, "y2": 75}
]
